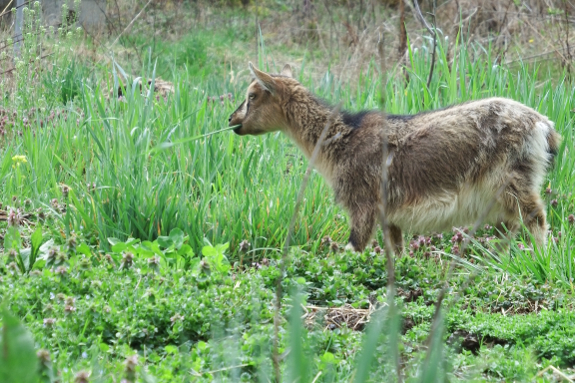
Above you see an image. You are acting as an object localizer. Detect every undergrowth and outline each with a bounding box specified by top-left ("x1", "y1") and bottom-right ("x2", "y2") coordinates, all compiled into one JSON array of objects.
[{"x1": 0, "y1": 4, "x2": 575, "y2": 382}]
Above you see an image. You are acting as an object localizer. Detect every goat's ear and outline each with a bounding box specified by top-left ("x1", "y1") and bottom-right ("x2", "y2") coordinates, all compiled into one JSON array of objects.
[
  {"x1": 249, "y1": 62, "x2": 277, "y2": 94},
  {"x1": 280, "y1": 64, "x2": 293, "y2": 78}
]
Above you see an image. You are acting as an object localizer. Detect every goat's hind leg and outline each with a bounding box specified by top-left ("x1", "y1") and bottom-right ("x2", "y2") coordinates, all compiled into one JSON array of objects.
[
  {"x1": 500, "y1": 186, "x2": 548, "y2": 251},
  {"x1": 521, "y1": 193, "x2": 548, "y2": 250}
]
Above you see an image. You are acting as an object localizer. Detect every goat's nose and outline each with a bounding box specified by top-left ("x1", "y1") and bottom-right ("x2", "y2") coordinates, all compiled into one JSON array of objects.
[{"x1": 228, "y1": 116, "x2": 232, "y2": 122}]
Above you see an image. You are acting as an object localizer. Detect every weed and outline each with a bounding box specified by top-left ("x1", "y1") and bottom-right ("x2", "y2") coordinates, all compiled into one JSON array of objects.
[{"x1": 0, "y1": 4, "x2": 574, "y2": 382}]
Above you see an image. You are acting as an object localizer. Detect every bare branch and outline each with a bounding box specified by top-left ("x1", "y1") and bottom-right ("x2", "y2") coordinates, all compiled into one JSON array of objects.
[
  {"x1": 426, "y1": 0, "x2": 437, "y2": 90},
  {"x1": 272, "y1": 103, "x2": 342, "y2": 383},
  {"x1": 412, "y1": 0, "x2": 434, "y2": 35}
]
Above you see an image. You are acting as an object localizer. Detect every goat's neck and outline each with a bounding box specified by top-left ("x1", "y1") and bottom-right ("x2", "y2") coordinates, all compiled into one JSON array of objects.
[{"x1": 283, "y1": 95, "x2": 352, "y2": 159}]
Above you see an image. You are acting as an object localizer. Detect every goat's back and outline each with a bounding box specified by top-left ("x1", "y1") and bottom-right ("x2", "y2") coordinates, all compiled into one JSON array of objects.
[{"x1": 384, "y1": 97, "x2": 558, "y2": 233}]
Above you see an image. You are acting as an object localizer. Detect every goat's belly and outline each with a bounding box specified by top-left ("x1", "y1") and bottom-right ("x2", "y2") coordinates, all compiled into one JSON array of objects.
[{"x1": 387, "y1": 188, "x2": 502, "y2": 233}]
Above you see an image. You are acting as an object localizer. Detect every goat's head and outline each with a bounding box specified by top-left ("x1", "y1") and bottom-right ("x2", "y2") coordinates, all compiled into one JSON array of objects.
[{"x1": 229, "y1": 62, "x2": 295, "y2": 136}]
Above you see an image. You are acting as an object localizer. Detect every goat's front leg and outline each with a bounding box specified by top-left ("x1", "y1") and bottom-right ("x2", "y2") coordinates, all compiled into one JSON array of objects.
[
  {"x1": 344, "y1": 203, "x2": 377, "y2": 252},
  {"x1": 389, "y1": 225, "x2": 403, "y2": 255}
]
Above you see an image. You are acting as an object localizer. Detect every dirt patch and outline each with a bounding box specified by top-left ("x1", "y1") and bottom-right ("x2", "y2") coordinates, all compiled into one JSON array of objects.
[
  {"x1": 397, "y1": 287, "x2": 423, "y2": 302},
  {"x1": 402, "y1": 317, "x2": 415, "y2": 334},
  {"x1": 303, "y1": 304, "x2": 371, "y2": 331},
  {"x1": 448, "y1": 330, "x2": 511, "y2": 355},
  {"x1": 447, "y1": 330, "x2": 481, "y2": 354}
]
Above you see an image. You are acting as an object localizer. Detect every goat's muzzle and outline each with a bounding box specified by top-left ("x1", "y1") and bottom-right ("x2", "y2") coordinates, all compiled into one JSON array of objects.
[{"x1": 229, "y1": 118, "x2": 243, "y2": 135}]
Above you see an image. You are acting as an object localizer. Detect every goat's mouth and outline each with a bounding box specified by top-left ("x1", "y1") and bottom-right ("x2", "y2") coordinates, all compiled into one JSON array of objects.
[{"x1": 233, "y1": 124, "x2": 243, "y2": 134}]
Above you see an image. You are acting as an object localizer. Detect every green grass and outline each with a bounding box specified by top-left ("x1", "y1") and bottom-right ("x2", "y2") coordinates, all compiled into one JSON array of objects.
[
  {"x1": 1, "y1": 235, "x2": 574, "y2": 381},
  {"x1": 1, "y1": 23, "x2": 575, "y2": 382}
]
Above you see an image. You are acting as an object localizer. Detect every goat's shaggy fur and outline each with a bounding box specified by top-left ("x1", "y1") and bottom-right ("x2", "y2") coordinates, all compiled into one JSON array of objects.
[{"x1": 229, "y1": 63, "x2": 561, "y2": 253}]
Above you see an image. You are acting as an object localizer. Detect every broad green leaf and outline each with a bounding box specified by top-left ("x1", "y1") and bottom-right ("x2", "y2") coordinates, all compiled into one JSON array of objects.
[
  {"x1": 157, "y1": 236, "x2": 173, "y2": 249},
  {"x1": 4, "y1": 227, "x2": 21, "y2": 252},
  {"x1": 33, "y1": 260, "x2": 46, "y2": 270},
  {"x1": 0, "y1": 308, "x2": 39, "y2": 383},
  {"x1": 19, "y1": 248, "x2": 31, "y2": 272},
  {"x1": 38, "y1": 240, "x2": 54, "y2": 255},
  {"x1": 142, "y1": 241, "x2": 164, "y2": 257},
  {"x1": 164, "y1": 345, "x2": 178, "y2": 354},
  {"x1": 37, "y1": 240, "x2": 55, "y2": 261},
  {"x1": 30, "y1": 227, "x2": 43, "y2": 260},
  {"x1": 111, "y1": 242, "x2": 127, "y2": 253},
  {"x1": 201, "y1": 245, "x2": 217, "y2": 257},
  {"x1": 107, "y1": 238, "x2": 123, "y2": 246},
  {"x1": 177, "y1": 244, "x2": 194, "y2": 258},
  {"x1": 77, "y1": 243, "x2": 91, "y2": 256},
  {"x1": 169, "y1": 228, "x2": 185, "y2": 250},
  {"x1": 215, "y1": 243, "x2": 229, "y2": 253},
  {"x1": 125, "y1": 238, "x2": 141, "y2": 246}
]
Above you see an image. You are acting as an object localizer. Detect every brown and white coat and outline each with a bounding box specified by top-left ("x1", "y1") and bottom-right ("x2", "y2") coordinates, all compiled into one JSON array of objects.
[{"x1": 229, "y1": 63, "x2": 561, "y2": 253}]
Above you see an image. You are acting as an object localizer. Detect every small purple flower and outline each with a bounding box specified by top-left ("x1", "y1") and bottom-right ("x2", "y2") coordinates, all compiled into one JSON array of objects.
[
  {"x1": 124, "y1": 354, "x2": 138, "y2": 372},
  {"x1": 64, "y1": 305, "x2": 76, "y2": 314},
  {"x1": 61, "y1": 185, "x2": 70, "y2": 198},
  {"x1": 47, "y1": 247, "x2": 57, "y2": 262},
  {"x1": 452, "y1": 245, "x2": 460, "y2": 255},
  {"x1": 7, "y1": 209, "x2": 18, "y2": 227},
  {"x1": 239, "y1": 239, "x2": 251, "y2": 252},
  {"x1": 74, "y1": 370, "x2": 90, "y2": 383},
  {"x1": 418, "y1": 236, "x2": 425, "y2": 247},
  {"x1": 37, "y1": 349, "x2": 51, "y2": 364},
  {"x1": 330, "y1": 242, "x2": 339, "y2": 252},
  {"x1": 321, "y1": 236, "x2": 332, "y2": 247},
  {"x1": 121, "y1": 252, "x2": 134, "y2": 269}
]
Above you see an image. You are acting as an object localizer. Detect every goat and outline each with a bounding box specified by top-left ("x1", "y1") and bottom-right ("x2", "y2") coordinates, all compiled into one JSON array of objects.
[{"x1": 229, "y1": 62, "x2": 561, "y2": 253}]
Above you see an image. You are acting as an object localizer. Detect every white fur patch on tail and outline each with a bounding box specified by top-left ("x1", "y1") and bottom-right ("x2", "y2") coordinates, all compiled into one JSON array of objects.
[{"x1": 525, "y1": 120, "x2": 554, "y2": 190}]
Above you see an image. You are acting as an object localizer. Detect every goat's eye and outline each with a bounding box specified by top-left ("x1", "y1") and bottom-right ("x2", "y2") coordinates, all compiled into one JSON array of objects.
[{"x1": 249, "y1": 94, "x2": 256, "y2": 100}]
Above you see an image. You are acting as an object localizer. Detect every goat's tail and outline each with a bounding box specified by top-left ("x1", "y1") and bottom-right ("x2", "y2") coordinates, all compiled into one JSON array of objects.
[
  {"x1": 546, "y1": 123, "x2": 562, "y2": 158},
  {"x1": 537, "y1": 120, "x2": 561, "y2": 171}
]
